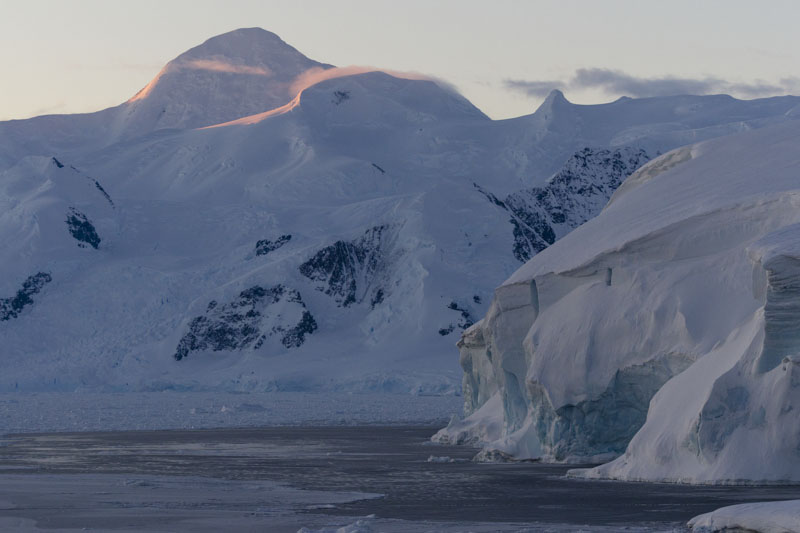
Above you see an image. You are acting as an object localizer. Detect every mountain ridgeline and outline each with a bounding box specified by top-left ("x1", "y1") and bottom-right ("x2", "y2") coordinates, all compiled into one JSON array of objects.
[{"x1": 1, "y1": 27, "x2": 800, "y2": 396}]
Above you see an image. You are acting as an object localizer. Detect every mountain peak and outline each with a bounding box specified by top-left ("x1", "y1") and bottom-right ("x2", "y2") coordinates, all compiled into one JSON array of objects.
[
  {"x1": 176, "y1": 27, "x2": 303, "y2": 65},
  {"x1": 524, "y1": 88, "x2": 575, "y2": 135},
  {"x1": 528, "y1": 89, "x2": 572, "y2": 119},
  {"x1": 122, "y1": 28, "x2": 332, "y2": 135},
  {"x1": 542, "y1": 88, "x2": 570, "y2": 106}
]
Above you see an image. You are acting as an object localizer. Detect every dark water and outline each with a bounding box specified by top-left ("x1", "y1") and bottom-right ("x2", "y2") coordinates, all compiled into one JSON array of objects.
[{"x1": 1, "y1": 426, "x2": 799, "y2": 531}]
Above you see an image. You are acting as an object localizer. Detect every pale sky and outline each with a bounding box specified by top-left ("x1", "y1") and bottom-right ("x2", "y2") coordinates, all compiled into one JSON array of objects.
[{"x1": 1, "y1": 0, "x2": 799, "y2": 121}]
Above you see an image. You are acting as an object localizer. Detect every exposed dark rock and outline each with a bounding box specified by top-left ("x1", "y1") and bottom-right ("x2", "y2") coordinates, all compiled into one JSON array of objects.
[
  {"x1": 372, "y1": 163, "x2": 386, "y2": 174},
  {"x1": 439, "y1": 300, "x2": 475, "y2": 336},
  {"x1": 255, "y1": 234, "x2": 291, "y2": 256},
  {"x1": 299, "y1": 225, "x2": 394, "y2": 307},
  {"x1": 449, "y1": 301, "x2": 474, "y2": 329},
  {"x1": 52, "y1": 157, "x2": 64, "y2": 168},
  {"x1": 65, "y1": 162, "x2": 115, "y2": 208},
  {"x1": 370, "y1": 288, "x2": 385, "y2": 308},
  {"x1": 174, "y1": 284, "x2": 316, "y2": 361},
  {"x1": 473, "y1": 183, "x2": 507, "y2": 210},
  {"x1": 476, "y1": 146, "x2": 650, "y2": 262},
  {"x1": 332, "y1": 90, "x2": 350, "y2": 105},
  {"x1": 0, "y1": 272, "x2": 52, "y2": 321},
  {"x1": 66, "y1": 208, "x2": 101, "y2": 249},
  {"x1": 280, "y1": 311, "x2": 318, "y2": 348},
  {"x1": 438, "y1": 325, "x2": 455, "y2": 336},
  {"x1": 93, "y1": 179, "x2": 114, "y2": 207}
]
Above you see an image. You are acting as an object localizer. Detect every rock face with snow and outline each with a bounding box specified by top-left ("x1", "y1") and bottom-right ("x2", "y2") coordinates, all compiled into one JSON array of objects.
[
  {"x1": 299, "y1": 225, "x2": 396, "y2": 308},
  {"x1": 1, "y1": 273, "x2": 52, "y2": 322},
  {"x1": 174, "y1": 284, "x2": 317, "y2": 360},
  {"x1": 2, "y1": 28, "x2": 800, "y2": 395},
  {"x1": 438, "y1": 120, "x2": 800, "y2": 483},
  {"x1": 475, "y1": 146, "x2": 651, "y2": 261},
  {"x1": 255, "y1": 235, "x2": 292, "y2": 257},
  {"x1": 65, "y1": 208, "x2": 102, "y2": 249}
]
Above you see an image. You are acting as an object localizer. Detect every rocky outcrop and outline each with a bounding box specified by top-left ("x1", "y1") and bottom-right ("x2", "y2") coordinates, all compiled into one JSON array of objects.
[
  {"x1": 1, "y1": 272, "x2": 52, "y2": 321},
  {"x1": 91, "y1": 178, "x2": 114, "y2": 207},
  {"x1": 476, "y1": 147, "x2": 650, "y2": 262},
  {"x1": 438, "y1": 301, "x2": 476, "y2": 336},
  {"x1": 299, "y1": 225, "x2": 395, "y2": 307},
  {"x1": 66, "y1": 208, "x2": 101, "y2": 249},
  {"x1": 174, "y1": 284, "x2": 317, "y2": 360},
  {"x1": 255, "y1": 234, "x2": 291, "y2": 256}
]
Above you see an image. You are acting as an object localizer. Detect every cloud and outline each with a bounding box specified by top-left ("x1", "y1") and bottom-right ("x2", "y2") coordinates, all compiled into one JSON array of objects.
[
  {"x1": 506, "y1": 69, "x2": 800, "y2": 99},
  {"x1": 504, "y1": 79, "x2": 564, "y2": 98},
  {"x1": 571, "y1": 69, "x2": 723, "y2": 97},
  {"x1": 288, "y1": 66, "x2": 436, "y2": 96},
  {"x1": 182, "y1": 59, "x2": 271, "y2": 76}
]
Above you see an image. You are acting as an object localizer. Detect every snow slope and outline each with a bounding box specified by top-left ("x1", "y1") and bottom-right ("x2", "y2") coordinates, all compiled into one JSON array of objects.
[
  {"x1": 690, "y1": 500, "x2": 800, "y2": 532},
  {"x1": 438, "y1": 119, "x2": 800, "y2": 483},
  {"x1": 0, "y1": 28, "x2": 330, "y2": 166},
  {"x1": 2, "y1": 29, "x2": 800, "y2": 395}
]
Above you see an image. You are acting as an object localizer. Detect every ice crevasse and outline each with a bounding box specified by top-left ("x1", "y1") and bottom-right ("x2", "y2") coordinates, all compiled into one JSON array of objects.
[{"x1": 435, "y1": 120, "x2": 800, "y2": 483}]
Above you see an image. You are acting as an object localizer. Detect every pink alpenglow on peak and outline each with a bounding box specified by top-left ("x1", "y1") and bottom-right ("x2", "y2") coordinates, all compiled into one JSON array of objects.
[
  {"x1": 204, "y1": 92, "x2": 303, "y2": 128},
  {"x1": 288, "y1": 65, "x2": 436, "y2": 96},
  {"x1": 180, "y1": 59, "x2": 273, "y2": 77},
  {"x1": 205, "y1": 66, "x2": 452, "y2": 129},
  {"x1": 117, "y1": 28, "x2": 333, "y2": 135}
]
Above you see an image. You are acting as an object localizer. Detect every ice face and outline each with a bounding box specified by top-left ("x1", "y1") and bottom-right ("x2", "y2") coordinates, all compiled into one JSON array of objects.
[{"x1": 448, "y1": 120, "x2": 800, "y2": 482}]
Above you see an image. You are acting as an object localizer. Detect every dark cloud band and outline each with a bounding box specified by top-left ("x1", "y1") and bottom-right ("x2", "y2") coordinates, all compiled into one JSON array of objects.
[{"x1": 506, "y1": 68, "x2": 800, "y2": 99}]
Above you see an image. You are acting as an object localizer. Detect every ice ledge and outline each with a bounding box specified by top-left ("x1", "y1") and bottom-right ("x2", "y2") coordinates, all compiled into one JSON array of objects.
[
  {"x1": 689, "y1": 499, "x2": 800, "y2": 532},
  {"x1": 607, "y1": 144, "x2": 695, "y2": 206}
]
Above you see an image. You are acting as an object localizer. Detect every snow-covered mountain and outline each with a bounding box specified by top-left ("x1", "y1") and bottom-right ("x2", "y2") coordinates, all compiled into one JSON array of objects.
[
  {"x1": 436, "y1": 119, "x2": 800, "y2": 483},
  {"x1": 2, "y1": 28, "x2": 800, "y2": 394},
  {"x1": 0, "y1": 28, "x2": 330, "y2": 167}
]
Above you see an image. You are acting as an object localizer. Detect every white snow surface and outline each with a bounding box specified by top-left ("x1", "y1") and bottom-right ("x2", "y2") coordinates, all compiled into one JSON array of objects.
[
  {"x1": 441, "y1": 119, "x2": 800, "y2": 482},
  {"x1": 2, "y1": 28, "x2": 800, "y2": 395},
  {"x1": 689, "y1": 500, "x2": 800, "y2": 532}
]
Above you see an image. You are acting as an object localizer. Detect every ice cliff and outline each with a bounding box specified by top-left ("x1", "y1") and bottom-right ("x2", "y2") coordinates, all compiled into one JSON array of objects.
[{"x1": 438, "y1": 120, "x2": 800, "y2": 482}]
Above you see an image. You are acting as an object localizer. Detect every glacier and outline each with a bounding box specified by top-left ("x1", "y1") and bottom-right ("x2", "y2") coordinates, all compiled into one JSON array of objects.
[
  {"x1": 437, "y1": 118, "x2": 800, "y2": 483},
  {"x1": 3, "y1": 28, "x2": 800, "y2": 395}
]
